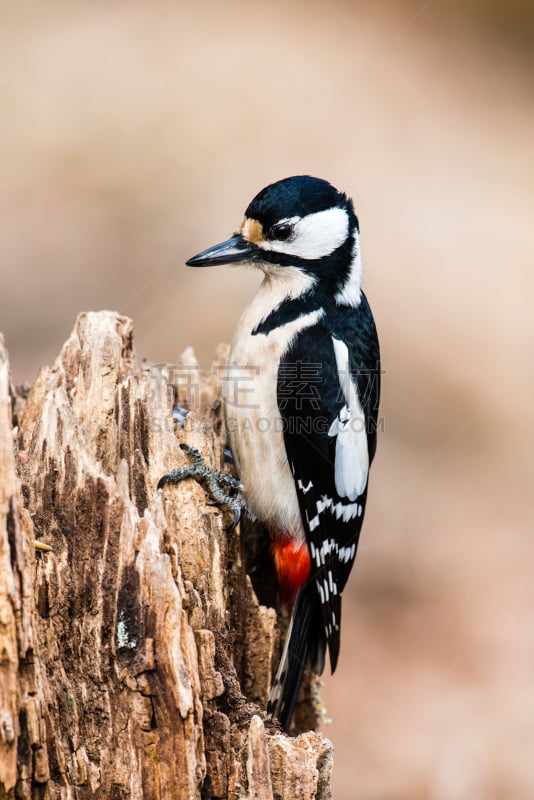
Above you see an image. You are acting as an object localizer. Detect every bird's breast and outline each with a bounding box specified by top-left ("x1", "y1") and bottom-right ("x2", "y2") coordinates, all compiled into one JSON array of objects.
[{"x1": 223, "y1": 284, "x2": 322, "y2": 542}]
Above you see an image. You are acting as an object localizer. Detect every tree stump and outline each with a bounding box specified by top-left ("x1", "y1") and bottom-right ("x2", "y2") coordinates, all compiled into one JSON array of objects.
[{"x1": 0, "y1": 311, "x2": 333, "y2": 800}]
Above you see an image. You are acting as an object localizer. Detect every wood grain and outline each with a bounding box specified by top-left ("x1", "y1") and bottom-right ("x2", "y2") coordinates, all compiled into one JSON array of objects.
[{"x1": 0, "y1": 311, "x2": 332, "y2": 800}]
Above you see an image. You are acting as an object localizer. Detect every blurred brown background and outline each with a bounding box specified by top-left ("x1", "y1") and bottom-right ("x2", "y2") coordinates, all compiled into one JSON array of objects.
[{"x1": 1, "y1": 1, "x2": 533, "y2": 797}]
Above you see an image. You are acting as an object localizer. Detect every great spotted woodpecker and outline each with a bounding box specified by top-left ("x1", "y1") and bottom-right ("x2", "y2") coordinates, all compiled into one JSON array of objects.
[{"x1": 182, "y1": 176, "x2": 380, "y2": 730}]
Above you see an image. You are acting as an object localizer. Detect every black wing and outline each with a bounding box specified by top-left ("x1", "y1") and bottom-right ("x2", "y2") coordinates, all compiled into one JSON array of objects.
[
  {"x1": 277, "y1": 294, "x2": 380, "y2": 673},
  {"x1": 325, "y1": 292, "x2": 381, "y2": 463}
]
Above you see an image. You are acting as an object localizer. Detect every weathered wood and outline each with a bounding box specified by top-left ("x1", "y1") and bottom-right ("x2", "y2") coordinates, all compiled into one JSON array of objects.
[{"x1": 0, "y1": 311, "x2": 332, "y2": 800}]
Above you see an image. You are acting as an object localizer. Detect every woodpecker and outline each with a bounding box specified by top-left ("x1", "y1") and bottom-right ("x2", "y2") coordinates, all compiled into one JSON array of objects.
[{"x1": 185, "y1": 175, "x2": 380, "y2": 730}]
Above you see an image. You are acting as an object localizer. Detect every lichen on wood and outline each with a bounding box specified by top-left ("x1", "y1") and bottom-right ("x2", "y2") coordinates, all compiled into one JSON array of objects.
[{"x1": 0, "y1": 311, "x2": 332, "y2": 800}]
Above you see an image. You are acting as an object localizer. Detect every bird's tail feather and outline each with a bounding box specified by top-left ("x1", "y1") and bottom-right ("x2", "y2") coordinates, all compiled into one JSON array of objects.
[{"x1": 266, "y1": 582, "x2": 323, "y2": 731}]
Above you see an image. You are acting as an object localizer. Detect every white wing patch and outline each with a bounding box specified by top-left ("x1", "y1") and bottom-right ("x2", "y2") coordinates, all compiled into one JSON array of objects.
[{"x1": 329, "y1": 337, "x2": 369, "y2": 501}]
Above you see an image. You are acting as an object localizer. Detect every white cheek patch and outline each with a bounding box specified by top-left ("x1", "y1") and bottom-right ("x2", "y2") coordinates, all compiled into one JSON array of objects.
[{"x1": 260, "y1": 207, "x2": 349, "y2": 260}]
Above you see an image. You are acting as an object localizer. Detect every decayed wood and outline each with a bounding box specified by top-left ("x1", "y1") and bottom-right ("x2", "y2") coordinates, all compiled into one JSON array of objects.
[{"x1": 0, "y1": 311, "x2": 332, "y2": 800}]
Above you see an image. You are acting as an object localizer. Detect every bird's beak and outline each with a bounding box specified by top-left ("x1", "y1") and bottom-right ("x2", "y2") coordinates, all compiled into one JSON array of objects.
[{"x1": 186, "y1": 235, "x2": 259, "y2": 267}]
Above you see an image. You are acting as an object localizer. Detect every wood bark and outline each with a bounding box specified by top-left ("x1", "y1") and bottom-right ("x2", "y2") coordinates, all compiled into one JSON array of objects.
[{"x1": 0, "y1": 311, "x2": 332, "y2": 800}]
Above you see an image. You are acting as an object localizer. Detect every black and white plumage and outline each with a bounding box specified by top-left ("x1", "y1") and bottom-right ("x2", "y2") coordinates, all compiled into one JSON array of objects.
[{"x1": 186, "y1": 175, "x2": 380, "y2": 731}]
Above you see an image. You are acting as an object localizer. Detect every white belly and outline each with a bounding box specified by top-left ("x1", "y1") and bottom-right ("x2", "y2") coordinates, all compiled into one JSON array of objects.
[{"x1": 222, "y1": 271, "x2": 322, "y2": 541}]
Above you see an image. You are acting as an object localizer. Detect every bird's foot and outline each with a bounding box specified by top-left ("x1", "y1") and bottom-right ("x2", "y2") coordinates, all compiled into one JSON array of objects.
[
  {"x1": 223, "y1": 447, "x2": 235, "y2": 466},
  {"x1": 172, "y1": 405, "x2": 190, "y2": 428},
  {"x1": 158, "y1": 444, "x2": 243, "y2": 530}
]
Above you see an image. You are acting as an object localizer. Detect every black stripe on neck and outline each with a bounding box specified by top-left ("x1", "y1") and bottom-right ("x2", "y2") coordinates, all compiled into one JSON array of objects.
[
  {"x1": 252, "y1": 290, "x2": 322, "y2": 336},
  {"x1": 252, "y1": 232, "x2": 356, "y2": 336}
]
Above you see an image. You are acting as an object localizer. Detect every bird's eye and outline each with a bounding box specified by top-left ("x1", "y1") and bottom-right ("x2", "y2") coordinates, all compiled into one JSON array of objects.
[{"x1": 269, "y1": 222, "x2": 294, "y2": 241}]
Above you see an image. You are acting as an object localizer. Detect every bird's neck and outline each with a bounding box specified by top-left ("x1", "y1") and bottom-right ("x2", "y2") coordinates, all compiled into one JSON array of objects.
[{"x1": 251, "y1": 266, "x2": 320, "y2": 336}]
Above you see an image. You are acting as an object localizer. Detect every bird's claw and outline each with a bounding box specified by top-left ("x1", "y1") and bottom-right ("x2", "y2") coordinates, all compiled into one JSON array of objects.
[
  {"x1": 223, "y1": 448, "x2": 235, "y2": 466},
  {"x1": 172, "y1": 405, "x2": 190, "y2": 429},
  {"x1": 159, "y1": 444, "x2": 243, "y2": 529},
  {"x1": 226, "y1": 505, "x2": 241, "y2": 532}
]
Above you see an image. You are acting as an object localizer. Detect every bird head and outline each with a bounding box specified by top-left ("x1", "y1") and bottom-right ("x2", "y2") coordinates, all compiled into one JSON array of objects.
[{"x1": 186, "y1": 175, "x2": 362, "y2": 304}]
